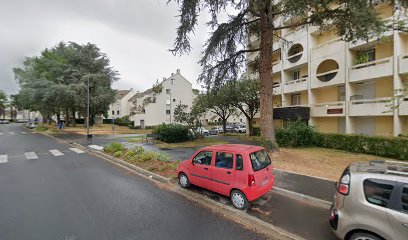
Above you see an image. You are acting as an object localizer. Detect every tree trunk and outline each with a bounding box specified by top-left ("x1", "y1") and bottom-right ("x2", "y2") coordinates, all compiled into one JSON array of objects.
[
  {"x1": 56, "y1": 113, "x2": 61, "y2": 123},
  {"x1": 65, "y1": 109, "x2": 70, "y2": 127},
  {"x1": 247, "y1": 117, "x2": 254, "y2": 136},
  {"x1": 222, "y1": 116, "x2": 227, "y2": 134},
  {"x1": 72, "y1": 110, "x2": 77, "y2": 127},
  {"x1": 259, "y1": 8, "x2": 276, "y2": 147}
]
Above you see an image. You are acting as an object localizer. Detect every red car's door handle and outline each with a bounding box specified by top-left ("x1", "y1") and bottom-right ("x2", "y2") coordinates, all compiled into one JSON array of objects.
[
  {"x1": 226, "y1": 171, "x2": 231, "y2": 174},
  {"x1": 204, "y1": 167, "x2": 209, "y2": 170}
]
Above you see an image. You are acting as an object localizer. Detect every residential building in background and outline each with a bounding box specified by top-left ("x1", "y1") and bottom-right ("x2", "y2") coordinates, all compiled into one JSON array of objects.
[
  {"x1": 130, "y1": 69, "x2": 195, "y2": 128},
  {"x1": 247, "y1": 2, "x2": 407, "y2": 137},
  {"x1": 107, "y1": 89, "x2": 137, "y2": 119}
]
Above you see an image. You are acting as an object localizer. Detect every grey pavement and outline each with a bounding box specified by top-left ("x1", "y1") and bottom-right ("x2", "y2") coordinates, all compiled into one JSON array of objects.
[{"x1": 0, "y1": 123, "x2": 268, "y2": 240}]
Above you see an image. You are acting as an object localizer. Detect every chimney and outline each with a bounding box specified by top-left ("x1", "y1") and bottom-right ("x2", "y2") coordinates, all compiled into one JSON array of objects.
[
  {"x1": 171, "y1": 73, "x2": 174, "y2": 76},
  {"x1": 176, "y1": 69, "x2": 180, "y2": 74},
  {"x1": 163, "y1": 77, "x2": 166, "y2": 81}
]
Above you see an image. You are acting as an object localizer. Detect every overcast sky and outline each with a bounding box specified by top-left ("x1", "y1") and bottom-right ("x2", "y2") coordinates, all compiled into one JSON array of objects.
[{"x1": 0, "y1": 0, "x2": 212, "y2": 94}]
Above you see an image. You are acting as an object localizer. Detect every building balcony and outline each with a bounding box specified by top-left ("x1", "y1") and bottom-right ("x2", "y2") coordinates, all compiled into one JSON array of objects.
[
  {"x1": 399, "y1": 54, "x2": 408, "y2": 75},
  {"x1": 273, "y1": 83, "x2": 282, "y2": 95},
  {"x1": 311, "y1": 101, "x2": 345, "y2": 117},
  {"x1": 348, "y1": 18, "x2": 394, "y2": 49},
  {"x1": 349, "y1": 97, "x2": 393, "y2": 116},
  {"x1": 272, "y1": 60, "x2": 282, "y2": 73},
  {"x1": 399, "y1": 97, "x2": 408, "y2": 116},
  {"x1": 274, "y1": 106, "x2": 310, "y2": 120},
  {"x1": 283, "y1": 77, "x2": 308, "y2": 94},
  {"x1": 349, "y1": 57, "x2": 393, "y2": 82},
  {"x1": 282, "y1": 29, "x2": 308, "y2": 70}
]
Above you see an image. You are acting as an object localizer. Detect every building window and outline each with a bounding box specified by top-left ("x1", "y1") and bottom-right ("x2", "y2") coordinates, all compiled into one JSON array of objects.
[
  {"x1": 166, "y1": 110, "x2": 171, "y2": 115},
  {"x1": 166, "y1": 89, "x2": 171, "y2": 94},
  {"x1": 357, "y1": 49, "x2": 375, "y2": 63},
  {"x1": 117, "y1": 110, "x2": 120, "y2": 115},
  {"x1": 291, "y1": 94, "x2": 301, "y2": 106},
  {"x1": 112, "y1": 110, "x2": 114, "y2": 115},
  {"x1": 171, "y1": 79, "x2": 175, "y2": 84},
  {"x1": 293, "y1": 69, "x2": 300, "y2": 80}
]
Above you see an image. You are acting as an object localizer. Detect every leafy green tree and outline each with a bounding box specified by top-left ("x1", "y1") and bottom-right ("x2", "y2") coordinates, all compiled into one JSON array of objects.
[
  {"x1": 231, "y1": 77, "x2": 260, "y2": 136},
  {"x1": 0, "y1": 90, "x2": 8, "y2": 119},
  {"x1": 13, "y1": 42, "x2": 118, "y2": 125},
  {"x1": 170, "y1": 0, "x2": 401, "y2": 148},
  {"x1": 173, "y1": 103, "x2": 190, "y2": 123}
]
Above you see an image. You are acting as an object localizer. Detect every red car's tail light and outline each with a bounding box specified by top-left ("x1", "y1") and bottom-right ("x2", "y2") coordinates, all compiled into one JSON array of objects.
[{"x1": 248, "y1": 174, "x2": 255, "y2": 187}]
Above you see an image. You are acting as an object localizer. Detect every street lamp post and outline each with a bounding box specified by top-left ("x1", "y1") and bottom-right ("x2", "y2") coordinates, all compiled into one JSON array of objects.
[
  {"x1": 86, "y1": 77, "x2": 92, "y2": 139},
  {"x1": 169, "y1": 92, "x2": 172, "y2": 124}
]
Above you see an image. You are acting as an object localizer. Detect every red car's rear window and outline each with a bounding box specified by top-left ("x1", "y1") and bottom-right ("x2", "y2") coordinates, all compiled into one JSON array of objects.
[{"x1": 249, "y1": 150, "x2": 271, "y2": 171}]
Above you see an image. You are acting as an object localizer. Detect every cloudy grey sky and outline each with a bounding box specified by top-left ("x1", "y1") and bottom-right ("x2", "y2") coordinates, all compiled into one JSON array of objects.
[{"x1": 0, "y1": 0, "x2": 212, "y2": 94}]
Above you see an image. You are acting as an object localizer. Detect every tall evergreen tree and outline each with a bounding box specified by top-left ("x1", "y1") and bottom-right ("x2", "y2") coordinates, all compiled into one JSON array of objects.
[{"x1": 170, "y1": 0, "x2": 404, "y2": 148}]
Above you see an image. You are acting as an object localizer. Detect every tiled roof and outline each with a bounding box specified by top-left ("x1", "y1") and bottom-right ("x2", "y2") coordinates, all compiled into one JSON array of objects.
[{"x1": 115, "y1": 90, "x2": 131, "y2": 99}]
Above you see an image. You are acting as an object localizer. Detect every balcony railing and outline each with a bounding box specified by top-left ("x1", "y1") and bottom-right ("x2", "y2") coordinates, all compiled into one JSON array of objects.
[
  {"x1": 399, "y1": 54, "x2": 408, "y2": 75},
  {"x1": 311, "y1": 101, "x2": 345, "y2": 117},
  {"x1": 315, "y1": 69, "x2": 339, "y2": 83},
  {"x1": 349, "y1": 57, "x2": 393, "y2": 82},
  {"x1": 287, "y1": 52, "x2": 303, "y2": 63},
  {"x1": 399, "y1": 97, "x2": 408, "y2": 116},
  {"x1": 349, "y1": 97, "x2": 393, "y2": 116},
  {"x1": 273, "y1": 83, "x2": 282, "y2": 95},
  {"x1": 283, "y1": 77, "x2": 308, "y2": 93},
  {"x1": 272, "y1": 60, "x2": 282, "y2": 73}
]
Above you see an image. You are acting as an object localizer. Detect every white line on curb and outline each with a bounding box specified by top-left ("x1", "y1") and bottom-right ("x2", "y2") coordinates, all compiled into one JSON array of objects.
[
  {"x1": 89, "y1": 145, "x2": 103, "y2": 150},
  {"x1": 25, "y1": 152, "x2": 38, "y2": 160},
  {"x1": 0, "y1": 155, "x2": 7, "y2": 163},
  {"x1": 49, "y1": 149, "x2": 64, "y2": 156},
  {"x1": 273, "y1": 187, "x2": 332, "y2": 210}
]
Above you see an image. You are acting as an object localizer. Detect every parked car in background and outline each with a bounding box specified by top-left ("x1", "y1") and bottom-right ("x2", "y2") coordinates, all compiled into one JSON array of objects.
[
  {"x1": 225, "y1": 125, "x2": 233, "y2": 133},
  {"x1": 234, "y1": 126, "x2": 246, "y2": 133},
  {"x1": 329, "y1": 160, "x2": 408, "y2": 240},
  {"x1": 177, "y1": 144, "x2": 274, "y2": 210},
  {"x1": 0, "y1": 119, "x2": 10, "y2": 124},
  {"x1": 15, "y1": 119, "x2": 28, "y2": 123},
  {"x1": 196, "y1": 127, "x2": 209, "y2": 136},
  {"x1": 26, "y1": 122, "x2": 38, "y2": 129},
  {"x1": 209, "y1": 126, "x2": 224, "y2": 135}
]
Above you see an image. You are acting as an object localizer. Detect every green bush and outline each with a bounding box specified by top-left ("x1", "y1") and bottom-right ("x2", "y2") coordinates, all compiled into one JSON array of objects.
[
  {"x1": 114, "y1": 151, "x2": 123, "y2": 157},
  {"x1": 276, "y1": 120, "x2": 319, "y2": 147},
  {"x1": 123, "y1": 150, "x2": 136, "y2": 160},
  {"x1": 253, "y1": 127, "x2": 261, "y2": 136},
  {"x1": 103, "y1": 142, "x2": 125, "y2": 153},
  {"x1": 114, "y1": 116, "x2": 134, "y2": 127},
  {"x1": 317, "y1": 133, "x2": 408, "y2": 160},
  {"x1": 153, "y1": 123, "x2": 190, "y2": 143},
  {"x1": 156, "y1": 153, "x2": 172, "y2": 162}
]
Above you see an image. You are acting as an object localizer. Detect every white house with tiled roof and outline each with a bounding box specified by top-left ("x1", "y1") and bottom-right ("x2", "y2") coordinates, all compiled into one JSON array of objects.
[{"x1": 107, "y1": 89, "x2": 137, "y2": 119}]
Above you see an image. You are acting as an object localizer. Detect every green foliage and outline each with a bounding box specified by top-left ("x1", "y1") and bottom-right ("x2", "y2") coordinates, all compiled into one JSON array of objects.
[
  {"x1": 354, "y1": 53, "x2": 370, "y2": 65},
  {"x1": 13, "y1": 41, "x2": 118, "y2": 123},
  {"x1": 317, "y1": 133, "x2": 408, "y2": 160},
  {"x1": 272, "y1": 121, "x2": 408, "y2": 160},
  {"x1": 152, "y1": 81, "x2": 163, "y2": 94},
  {"x1": 276, "y1": 120, "x2": 319, "y2": 147},
  {"x1": 114, "y1": 116, "x2": 134, "y2": 127},
  {"x1": 173, "y1": 103, "x2": 189, "y2": 123},
  {"x1": 153, "y1": 123, "x2": 190, "y2": 143},
  {"x1": 260, "y1": 138, "x2": 277, "y2": 152},
  {"x1": 34, "y1": 125, "x2": 48, "y2": 131},
  {"x1": 114, "y1": 151, "x2": 123, "y2": 158},
  {"x1": 124, "y1": 150, "x2": 137, "y2": 160},
  {"x1": 253, "y1": 127, "x2": 261, "y2": 136},
  {"x1": 103, "y1": 142, "x2": 125, "y2": 153}
]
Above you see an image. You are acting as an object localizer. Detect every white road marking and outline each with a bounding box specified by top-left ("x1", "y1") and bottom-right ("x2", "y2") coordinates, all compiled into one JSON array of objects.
[
  {"x1": 0, "y1": 133, "x2": 3, "y2": 135},
  {"x1": 9, "y1": 132, "x2": 15, "y2": 135},
  {"x1": 89, "y1": 145, "x2": 103, "y2": 150},
  {"x1": 0, "y1": 155, "x2": 7, "y2": 164},
  {"x1": 21, "y1": 132, "x2": 27, "y2": 134},
  {"x1": 69, "y1": 148, "x2": 84, "y2": 154},
  {"x1": 49, "y1": 149, "x2": 64, "y2": 156},
  {"x1": 25, "y1": 152, "x2": 38, "y2": 160}
]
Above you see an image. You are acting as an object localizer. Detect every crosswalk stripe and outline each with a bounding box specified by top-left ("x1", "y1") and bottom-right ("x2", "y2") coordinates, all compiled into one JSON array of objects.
[
  {"x1": 49, "y1": 149, "x2": 64, "y2": 156},
  {"x1": 9, "y1": 132, "x2": 15, "y2": 135},
  {"x1": 89, "y1": 145, "x2": 103, "y2": 150},
  {"x1": 25, "y1": 152, "x2": 38, "y2": 160},
  {"x1": 0, "y1": 133, "x2": 3, "y2": 135},
  {"x1": 0, "y1": 155, "x2": 7, "y2": 164},
  {"x1": 69, "y1": 148, "x2": 84, "y2": 154}
]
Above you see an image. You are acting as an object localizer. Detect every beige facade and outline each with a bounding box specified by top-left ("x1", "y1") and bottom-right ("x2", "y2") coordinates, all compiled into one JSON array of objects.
[
  {"x1": 248, "y1": 2, "x2": 408, "y2": 137},
  {"x1": 130, "y1": 69, "x2": 195, "y2": 128},
  {"x1": 107, "y1": 89, "x2": 137, "y2": 119}
]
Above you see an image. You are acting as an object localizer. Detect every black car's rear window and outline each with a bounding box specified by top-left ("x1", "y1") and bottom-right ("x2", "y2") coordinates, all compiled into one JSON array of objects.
[{"x1": 249, "y1": 150, "x2": 271, "y2": 171}]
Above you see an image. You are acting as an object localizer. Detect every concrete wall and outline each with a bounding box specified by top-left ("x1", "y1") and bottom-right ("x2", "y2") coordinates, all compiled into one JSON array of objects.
[
  {"x1": 375, "y1": 78, "x2": 394, "y2": 98},
  {"x1": 314, "y1": 117, "x2": 339, "y2": 133},
  {"x1": 375, "y1": 116, "x2": 394, "y2": 136},
  {"x1": 315, "y1": 87, "x2": 338, "y2": 103}
]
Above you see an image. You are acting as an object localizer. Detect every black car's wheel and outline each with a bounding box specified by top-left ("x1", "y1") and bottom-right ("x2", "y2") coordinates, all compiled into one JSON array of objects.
[
  {"x1": 349, "y1": 232, "x2": 382, "y2": 240},
  {"x1": 230, "y1": 189, "x2": 249, "y2": 210},
  {"x1": 179, "y1": 173, "x2": 190, "y2": 188}
]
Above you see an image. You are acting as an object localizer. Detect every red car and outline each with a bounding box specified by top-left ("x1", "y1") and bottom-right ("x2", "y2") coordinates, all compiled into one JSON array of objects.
[{"x1": 177, "y1": 144, "x2": 274, "y2": 209}]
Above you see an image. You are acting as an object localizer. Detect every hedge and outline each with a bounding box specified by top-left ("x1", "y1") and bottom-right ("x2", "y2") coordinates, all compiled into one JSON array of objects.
[
  {"x1": 152, "y1": 123, "x2": 190, "y2": 143},
  {"x1": 274, "y1": 121, "x2": 408, "y2": 160}
]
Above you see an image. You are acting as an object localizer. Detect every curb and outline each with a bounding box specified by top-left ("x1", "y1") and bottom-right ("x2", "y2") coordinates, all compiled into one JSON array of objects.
[{"x1": 273, "y1": 187, "x2": 332, "y2": 210}]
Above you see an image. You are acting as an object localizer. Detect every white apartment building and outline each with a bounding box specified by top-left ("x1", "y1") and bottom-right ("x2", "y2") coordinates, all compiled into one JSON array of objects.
[
  {"x1": 107, "y1": 89, "x2": 137, "y2": 119},
  {"x1": 130, "y1": 69, "x2": 195, "y2": 128},
  {"x1": 248, "y1": 2, "x2": 408, "y2": 137}
]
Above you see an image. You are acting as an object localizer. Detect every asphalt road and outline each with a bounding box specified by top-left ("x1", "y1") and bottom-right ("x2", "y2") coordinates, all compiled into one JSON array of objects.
[{"x1": 0, "y1": 123, "x2": 267, "y2": 240}]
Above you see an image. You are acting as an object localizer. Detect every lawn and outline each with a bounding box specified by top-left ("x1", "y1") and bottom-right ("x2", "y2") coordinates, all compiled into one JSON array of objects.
[
  {"x1": 44, "y1": 123, "x2": 152, "y2": 135},
  {"x1": 271, "y1": 147, "x2": 395, "y2": 181},
  {"x1": 155, "y1": 137, "x2": 229, "y2": 148}
]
